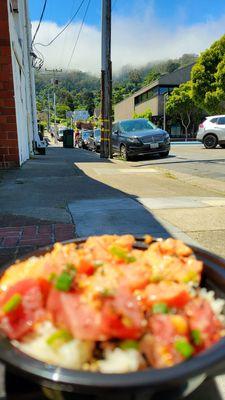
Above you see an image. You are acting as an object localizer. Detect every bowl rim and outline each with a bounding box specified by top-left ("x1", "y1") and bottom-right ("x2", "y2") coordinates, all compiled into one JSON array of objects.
[{"x1": 0, "y1": 236, "x2": 225, "y2": 389}]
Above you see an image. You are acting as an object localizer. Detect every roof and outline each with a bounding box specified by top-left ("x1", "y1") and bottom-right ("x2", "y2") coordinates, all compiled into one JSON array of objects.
[{"x1": 115, "y1": 63, "x2": 195, "y2": 107}]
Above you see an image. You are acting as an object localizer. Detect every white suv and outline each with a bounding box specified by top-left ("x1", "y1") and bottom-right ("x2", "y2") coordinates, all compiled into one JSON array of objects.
[{"x1": 196, "y1": 115, "x2": 225, "y2": 149}]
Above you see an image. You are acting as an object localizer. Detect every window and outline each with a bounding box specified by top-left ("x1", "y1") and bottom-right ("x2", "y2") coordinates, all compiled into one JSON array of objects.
[
  {"x1": 112, "y1": 123, "x2": 119, "y2": 133},
  {"x1": 217, "y1": 117, "x2": 225, "y2": 125},
  {"x1": 210, "y1": 118, "x2": 218, "y2": 123},
  {"x1": 134, "y1": 86, "x2": 159, "y2": 106},
  {"x1": 120, "y1": 119, "x2": 157, "y2": 133}
]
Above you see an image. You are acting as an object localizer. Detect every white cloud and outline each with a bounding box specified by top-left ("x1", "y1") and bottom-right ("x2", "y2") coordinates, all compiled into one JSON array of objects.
[{"x1": 31, "y1": 11, "x2": 225, "y2": 75}]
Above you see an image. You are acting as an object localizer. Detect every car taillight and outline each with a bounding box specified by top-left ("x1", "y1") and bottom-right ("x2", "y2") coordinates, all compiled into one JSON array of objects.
[{"x1": 199, "y1": 123, "x2": 204, "y2": 128}]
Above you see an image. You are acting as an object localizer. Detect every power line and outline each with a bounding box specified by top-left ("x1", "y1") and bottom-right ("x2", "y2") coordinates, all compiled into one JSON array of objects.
[
  {"x1": 31, "y1": 0, "x2": 48, "y2": 45},
  {"x1": 67, "y1": 0, "x2": 91, "y2": 70},
  {"x1": 34, "y1": 0, "x2": 86, "y2": 48},
  {"x1": 59, "y1": 0, "x2": 78, "y2": 64}
]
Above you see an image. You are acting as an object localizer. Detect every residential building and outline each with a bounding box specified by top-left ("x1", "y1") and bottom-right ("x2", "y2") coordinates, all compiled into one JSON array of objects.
[
  {"x1": 0, "y1": 0, "x2": 39, "y2": 168},
  {"x1": 114, "y1": 64, "x2": 194, "y2": 135}
]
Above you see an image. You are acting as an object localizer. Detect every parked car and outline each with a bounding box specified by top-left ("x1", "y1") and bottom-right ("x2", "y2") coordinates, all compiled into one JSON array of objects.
[
  {"x1": 87, "y1": 129, "x2": 101, "y2": 152},
  {"x1": 57, "y1": 127, "x2": 66, "y2": 142},
  {"x1": 112, "y1": 118, "x2": 170, "y2": 160},
  {"x1": 78, "y1": 130, "x2": 93, "y2": 149},
  {"x1": 196, "y1": 115, "x2": 225, "y2": 149}
]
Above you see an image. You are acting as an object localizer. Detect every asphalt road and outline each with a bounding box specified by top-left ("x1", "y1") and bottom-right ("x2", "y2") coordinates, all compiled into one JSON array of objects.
[{"x1": 125, "y1": 143, "x2": 225, "y2": 182}]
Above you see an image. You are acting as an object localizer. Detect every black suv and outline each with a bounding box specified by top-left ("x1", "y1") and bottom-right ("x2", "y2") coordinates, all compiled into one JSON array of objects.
[{"x1": 112, "y1": 118, "x2": 170, "y2": 160}]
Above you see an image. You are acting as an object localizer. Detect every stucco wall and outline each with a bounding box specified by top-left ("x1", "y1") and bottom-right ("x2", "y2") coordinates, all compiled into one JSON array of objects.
[
  {"x1": 135, "y1": 97, "x2": 159, "y2": 116},
  {"x1": 114, "y1": 96, "x2": 135, "y2": 121},
  {"x1": 0, "y1": 0, "x2": 37, "y2": 168},
  {"x1": 0, "y1": 0, "x2": 20, "y2": 168}
]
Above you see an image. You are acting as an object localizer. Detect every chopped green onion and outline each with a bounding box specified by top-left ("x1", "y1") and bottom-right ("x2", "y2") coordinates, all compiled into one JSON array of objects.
[
  {"x1": 175, "y1": 339, "x2": 194, "y2": 359},
  {"x1": 93, "y1": 261, "x2": 104, "y2": 268},
  {"x1": 65, "y1": 264, "x2": 77, "y2": 276},
  {"x1": 191, "y1": 329, "x2": 202, "y2": 346},
  {"x1": 46, "y1": 329, "x2": 73, "y2": 349},
  {"x1": 2, "y1": 293, "x2": 22, "y2": 313},
  {"x1": 55, "y1": 271, "x2": 73, "y2": 291},
  {"x1": 100, "y1": 288, "x2": 115, "y2": 297},
  {"x1": 109, "y1": 246, "x2": 136, "y2": 263},
  {"x1": 48, "y1": 272, "x2": 56, "y2": 283},
  {"x1": 152, "y1": 302, "x2": 168, "y2": 314},
  {"x1": 120, "y1": 340, "x2": 139, "y2": 350}
]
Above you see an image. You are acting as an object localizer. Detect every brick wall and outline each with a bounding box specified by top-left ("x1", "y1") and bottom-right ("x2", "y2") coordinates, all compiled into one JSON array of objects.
[{"x1": 0, "y1": 0, "x2": 19, "y2": 168}]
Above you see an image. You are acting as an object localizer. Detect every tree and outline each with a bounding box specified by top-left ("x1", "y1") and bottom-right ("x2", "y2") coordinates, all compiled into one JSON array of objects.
[
  {"x1": 133, "y1": 108, "x2": 152, "y2": 121},
  {"x1": 143, "y1": 70, "x2": 161, "y2": 85},
  {"x1": 166, "y1": 82, "x2": 201, "y2": 141},
  {"x1": 166, "y1": 61, "x2": 180, "y2": 74},
  {"x1": 192, "y1": 35, "x2": 225, "y2": 114},
  {"x1": 56, "y1": 104, "x2": 70, "y2": 119}
]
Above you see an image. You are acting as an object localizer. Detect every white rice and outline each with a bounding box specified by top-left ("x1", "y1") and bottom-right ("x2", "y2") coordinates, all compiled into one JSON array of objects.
[
  {"x1": 198, "y1": 288, "x2": 225, "y2": 323},
  {"x1": 13, "y1": 321, "x2": 93, "y2": 369},
  {"x1": 98, "y1": 348, "x2": 142, "y2": 373}
]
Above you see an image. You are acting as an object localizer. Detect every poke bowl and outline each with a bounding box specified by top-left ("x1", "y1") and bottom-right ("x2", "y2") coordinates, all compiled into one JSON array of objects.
[{"x1": 0, "y1": 235, "x2": 224, "y2": 399}]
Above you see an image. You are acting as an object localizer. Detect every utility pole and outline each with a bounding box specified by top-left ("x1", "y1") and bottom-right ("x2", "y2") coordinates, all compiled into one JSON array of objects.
[
  {"x1": 45, "y1": 69, "x2": 62, "y2": 140},
  {"x1": 47, "y1": 90, "x2": 50, "y2": 132},
  {"x1": 100, "y1": 0, "x2": 112, "y2": 158}
]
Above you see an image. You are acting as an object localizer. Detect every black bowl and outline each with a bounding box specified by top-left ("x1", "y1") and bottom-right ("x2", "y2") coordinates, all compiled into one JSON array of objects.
[{"x1": 0, "y1": 237, "x2": 225, "y2": 399}]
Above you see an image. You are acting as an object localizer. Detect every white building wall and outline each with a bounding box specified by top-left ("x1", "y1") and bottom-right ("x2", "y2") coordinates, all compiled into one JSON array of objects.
[{"x1": 7, "y1": 0, "x2": 38, "y2": 165}]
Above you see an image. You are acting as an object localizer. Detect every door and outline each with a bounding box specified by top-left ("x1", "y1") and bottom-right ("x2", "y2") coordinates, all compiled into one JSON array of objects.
[
  {"x1": 111, "y1": 123, "x2": 120, "y2": 152},
  {"x1": 88, "y1": 132, "x2": 94, "y2": 150},
  {"x1": 217, "y1": 117, "x2": 225, "y2": 140}
]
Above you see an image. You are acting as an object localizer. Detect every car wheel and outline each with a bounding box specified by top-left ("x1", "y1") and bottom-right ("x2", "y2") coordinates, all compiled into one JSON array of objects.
[
  {"x1": 159, "y1": 151, "x2": 169, "y2": 158},
  {"x1": 120, "y1": 144, "x2": 129, "y2": 161},
  {"x1": 203, "y1": 134, "x2": 218, "y2": 149},
  {"x1": 220, "y1": 144, "x2": 225, "y2": 149}
]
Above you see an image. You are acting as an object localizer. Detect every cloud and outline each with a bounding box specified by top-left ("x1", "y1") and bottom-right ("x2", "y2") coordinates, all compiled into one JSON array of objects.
[{"x1": 32, "y1": 10, "x2": 225, "y2": 75}]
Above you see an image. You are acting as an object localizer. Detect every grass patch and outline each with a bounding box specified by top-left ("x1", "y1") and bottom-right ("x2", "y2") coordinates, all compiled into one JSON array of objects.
[{"x1": 164, "y1": 171, "x2": 177, "y2": 179}]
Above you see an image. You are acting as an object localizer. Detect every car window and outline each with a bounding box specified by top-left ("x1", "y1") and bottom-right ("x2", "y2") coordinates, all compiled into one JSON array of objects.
[
  {"x1": 112, "y1": 123, "x2": 118, "y2": 132},
  {"x1": 210, "y1": 118, "x2": 218, "y2": 123},
  {"x1": 94, "y1": 130, "x2": 101, "y2": 139},
  {"x1": 120, "y1": 119, "x2": 157, "y2": 133},
  {"x1": 217, "y1": 117, "x2": 225, "y2": 125}
]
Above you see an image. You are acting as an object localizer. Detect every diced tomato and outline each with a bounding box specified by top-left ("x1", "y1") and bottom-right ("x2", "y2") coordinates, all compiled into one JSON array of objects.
[
  {"x1": 77, "y1": 259, "x2": 95, "y2": 276},
  {"x1": 47, "y1": 289, "x2": 105, "y2": 340},
  {"x1": 142, "y1": 314, "x2": 190, "y2": 368},
  {"x1": 102, "y1": 287, "x2": 143, "y2": 339},
  {"x1": 185, "y1": 298, "x2": 222, "y2": 350},
  {"x1": 145, "y1": 281, "x2": 190, "y2": 308},
  {"x1": 0, "y1": 279, "x2": 49, "y2": 339}
]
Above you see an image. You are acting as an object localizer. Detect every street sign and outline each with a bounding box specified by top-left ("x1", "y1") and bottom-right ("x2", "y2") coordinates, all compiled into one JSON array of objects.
[
  {"x1": 66, "y1": 111, "x2": 74, "y2": 118},
  {"x1": 73, "y1": 110, "x2": 89, "y2": 121}
]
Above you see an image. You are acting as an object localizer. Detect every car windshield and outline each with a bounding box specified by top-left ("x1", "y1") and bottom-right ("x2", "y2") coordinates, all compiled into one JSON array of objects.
[
  {"x1": 120, "y1": 119, "x2": 157, "y2": 133},
  {"x1": 82, "y1": 131, "x2": 92, "y2": 139}
]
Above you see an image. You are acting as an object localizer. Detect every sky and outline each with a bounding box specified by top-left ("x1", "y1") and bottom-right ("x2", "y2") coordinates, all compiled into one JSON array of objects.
[{"x1": 29, "y1": 0, "x2": 225, "y2": 75}]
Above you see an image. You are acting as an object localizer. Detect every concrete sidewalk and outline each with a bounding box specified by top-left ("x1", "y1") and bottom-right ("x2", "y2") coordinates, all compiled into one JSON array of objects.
[{"x1": 0, "y1": 144, "x2": 225, "y2": 260}]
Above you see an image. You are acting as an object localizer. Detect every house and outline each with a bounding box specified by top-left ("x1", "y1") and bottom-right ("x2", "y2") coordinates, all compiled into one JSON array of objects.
[
  {"x1": 0, "y1": 0, "x2": 39, "y2": 168},
  {"x1": 114, "y1": 64, "x2": 194, "y2": 131}
]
